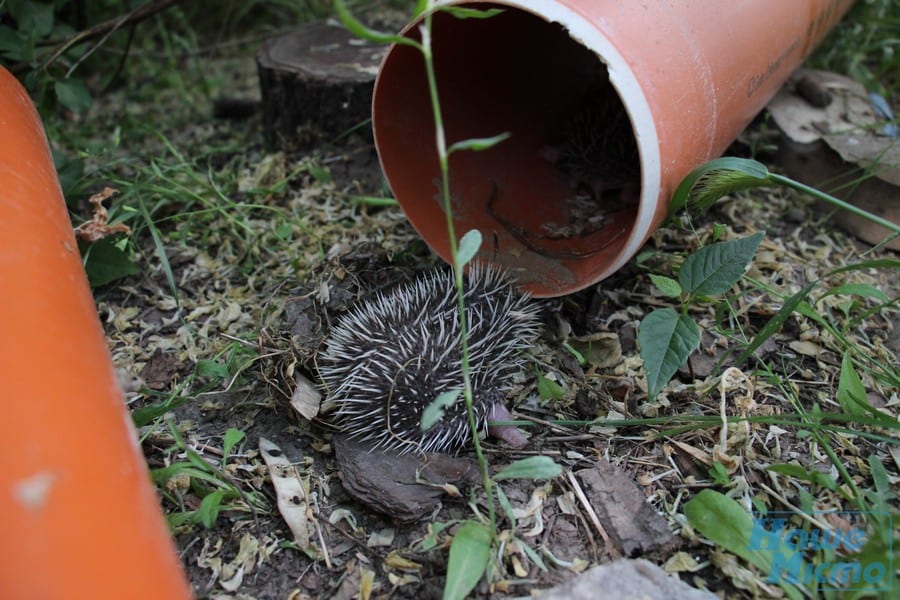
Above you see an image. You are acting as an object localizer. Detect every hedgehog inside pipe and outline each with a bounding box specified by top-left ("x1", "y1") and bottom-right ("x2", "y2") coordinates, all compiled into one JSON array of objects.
[{"x1": 318, "y1": 264, "x2": 541, "y2": 454}]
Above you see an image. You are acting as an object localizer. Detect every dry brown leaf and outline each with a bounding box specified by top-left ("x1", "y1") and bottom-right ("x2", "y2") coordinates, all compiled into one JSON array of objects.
[
  {"x1": 73, "y1": 187, "x2": 131, "y2": 242},
  {"x1": 258, "y1": 437, "x2": 314, "y2": 553},
  {"x1": 290, "y1": 372, "x2": 322, "y2": 420}
]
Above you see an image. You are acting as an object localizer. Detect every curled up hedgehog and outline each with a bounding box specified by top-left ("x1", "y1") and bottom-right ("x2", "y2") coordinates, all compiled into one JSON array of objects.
[{"x1": 318, "y1": 264, "x2": 541, "y2": 454}]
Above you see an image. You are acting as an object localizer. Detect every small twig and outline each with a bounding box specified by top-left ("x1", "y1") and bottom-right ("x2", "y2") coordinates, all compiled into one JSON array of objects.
[{"x1": 565, "y1": 470, "x2": 617, "y2": 557}]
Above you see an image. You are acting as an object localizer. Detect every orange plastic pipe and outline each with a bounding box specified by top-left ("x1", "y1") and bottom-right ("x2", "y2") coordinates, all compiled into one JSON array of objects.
[
  {"x1": 373, "y1": 0, "x2": 855, "y2": 296},
  {"x1": 0, "y1": 67, "x2": 192, "y2": 599}
]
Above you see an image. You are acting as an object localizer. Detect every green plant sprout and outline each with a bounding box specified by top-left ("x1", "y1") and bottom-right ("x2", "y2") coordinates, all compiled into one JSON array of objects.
[
  {"x1": 638, "y1": 231, "x2": 765, "y2": 400},
  {"x1": 335, "y1": 2, "x2": 560, "y2": 598}
]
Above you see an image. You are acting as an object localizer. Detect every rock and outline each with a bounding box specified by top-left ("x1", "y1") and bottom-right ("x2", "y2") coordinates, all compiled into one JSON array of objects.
[{"x1": 540, "y1": 559, "x2": 716, "y2": 600}]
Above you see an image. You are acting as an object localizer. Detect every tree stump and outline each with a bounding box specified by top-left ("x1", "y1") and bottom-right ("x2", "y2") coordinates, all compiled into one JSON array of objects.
[{"x1": 256, "y1": 22, "x2": 387, "y2": 151}]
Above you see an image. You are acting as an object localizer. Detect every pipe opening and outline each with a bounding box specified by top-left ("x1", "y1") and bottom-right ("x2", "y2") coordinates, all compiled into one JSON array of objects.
[{"x1": 373, "y1": 5, "x2": 642, "y2": 295}]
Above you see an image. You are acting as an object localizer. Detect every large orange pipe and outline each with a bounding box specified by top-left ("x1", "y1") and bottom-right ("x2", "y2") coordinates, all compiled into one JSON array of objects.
[
  {"x1": 0, "y1": 67, "x2": 192, "y2": 599},
  {"x1": 373, "y1": 0, "x2": 855, "y2": 296}
]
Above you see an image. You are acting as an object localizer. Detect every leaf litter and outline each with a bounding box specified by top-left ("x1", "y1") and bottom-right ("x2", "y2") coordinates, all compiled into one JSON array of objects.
[{"x1": 65, "y1": 36, "x2": 900, "y2": 600}]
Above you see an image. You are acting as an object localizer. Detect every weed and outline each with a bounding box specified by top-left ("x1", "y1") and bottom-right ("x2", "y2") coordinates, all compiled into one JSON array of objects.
[{"x1": 638, "y1": 231, "x2": 765, "y2": 400}]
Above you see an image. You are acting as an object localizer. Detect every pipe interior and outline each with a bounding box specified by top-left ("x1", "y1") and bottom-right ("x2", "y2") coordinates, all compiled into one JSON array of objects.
[{"x1": 374, "y1": 5, "x2": 641, "y2": 295}]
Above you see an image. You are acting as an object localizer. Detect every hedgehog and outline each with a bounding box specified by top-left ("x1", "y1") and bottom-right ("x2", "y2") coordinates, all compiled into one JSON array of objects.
[{"x1": 318, "y1": 264, "x2": 541, "y2": 454}]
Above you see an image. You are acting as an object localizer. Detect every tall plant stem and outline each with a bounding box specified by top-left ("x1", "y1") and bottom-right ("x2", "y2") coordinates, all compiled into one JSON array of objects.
[{"x1": 419, "y1": 12, "x2": 497, "y2": 531}]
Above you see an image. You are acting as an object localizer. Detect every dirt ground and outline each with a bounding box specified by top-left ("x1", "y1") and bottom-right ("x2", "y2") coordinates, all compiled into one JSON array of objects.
[{"x1": 77, "y1": 25, "x2": 900, "y2": 600}]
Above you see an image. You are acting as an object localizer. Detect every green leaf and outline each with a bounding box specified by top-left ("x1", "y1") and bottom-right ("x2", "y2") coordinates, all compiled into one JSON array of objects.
[
  {"x1": 131, "y1": 395, "x2": 188, "y2": 428},
  {"x1": 708, "y1": 461, "x2": 730, "y2": 486},
  {"x1": 422, "y1": 389, "x2": 460, "y2": 431},
  {"x1": 444, "y1": 521, "x2": 492, "y2": 600},
  {"x1": 54, "y1": 78, "x2": 92, "y2": 113},
  {"x1": 766, "y1": 464, "x2": 837, "y2": 490},
  {"x1": 438, "y1": 6, "x2": 505, "y2": 19},
  {"x1": 137, "y1": 196, "x2": 180, "y2": 309},
  {"x1": 679, "y1": 231, "x2": 764, "y2": 296},
  {"x1": 735, "y1": 280, "x2": 818, "y2": 365},
  {"x1": 222, "y1": 428, "x2": 246, "y2": 465},
  {"x1": 494, "y1": 456, "x2": 562, "y2": 480},
  {"x1": 495, "y1": 484, "x2": 516, "y2": 529},
  {"x1": 82, "y1": 237, "x2": 140, "y2": 288},
  {"x1": 649, "y1": 274, "x2": 682, "y2": 297},
  {"x1": 447, "y1": 132, "x2": 510, "y2": 154},
  {"x1": 196, "y1": 359, "x2": 230, "y2": 380},
  {"x1": 669, "y1": 157, "x2": 770, "y2": 216},
  {"x1": 0, "y1": 25, "x2": 24, "y2": 61},
  {"x1": 14, "y1": 2, "x2": 54, "y2": 38},
  {"x1": 519, "y1": 537, "x2": 549, "y2": 572},
  {"x1": 684, "y1": 489, "x2": 804, "y2": 600},
  {"x1": 351, "y1": 195, "x2": 398, "y2": 207},
  {"x1": 456, "y1": 229, "x2": 482, "y2": 270},
  {"x1": 827, "y1": 258, "x2": 900, "y2": 276},
  {"x1": 819, "y1": 283, "x2": 889, "y2": 303},
  {"x1": 197, "y1": 490, "x2": 226, "y2": 528},
  {"x1": 537, "y1": 372, "x2": 566, "y2": 400},
  {"x1": 334, "y1": 0, "x2": 421, "y2": 48},
  {"x1": 837, "y1": 352, "x2": 868, "y2": 417},
  {"x1": 638, "y1": 308, "x2": 700, "y2": 400},
  {"x1": 832, "y1": 355, "x2": 896, "y2": 427},
  {"x1": 561, "y1": 341, "x2": 586, "y2": 365}
]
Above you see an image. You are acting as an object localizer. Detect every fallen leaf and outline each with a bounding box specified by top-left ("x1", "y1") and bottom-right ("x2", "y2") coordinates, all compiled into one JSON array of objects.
[
  {"x1": 74, "y1": 187, "x2": 132, "y2": 242},
  {"x1": 259, "y1": 437, "x2": 314, "y2": 553}
]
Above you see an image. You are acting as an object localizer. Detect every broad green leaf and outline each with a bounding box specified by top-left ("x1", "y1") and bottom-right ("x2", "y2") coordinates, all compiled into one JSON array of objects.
[
  {"x1": 537, "y1": 372, "x2": 566, "y2": 400},
  {"x1": 197, "y1": 490, "x2": 226, "y2": 528},
  {"x1": 0, "y1": 25, "x2": 23, "y2": 60},
  {"x1": 456, "y1": 229, "x2": 482, "y2": 269},
  {"x1": 14, "y1": 1, "x2": 54, "y2": 38},
  {"x1": 638, "y1": 308, "x2": 700, "y2": 400},
  {"x1": 868, "y1": 454, "x2": 894, "y2": 504},
  {"x1": 421, "y1": 389, "x2": 460, "y2": 431},
  {"x1": 54, "y1": 78, "x2": 92, "y2": 113},
  {"x1": 412, "y1": 0, "x2": 429, "y2": 17},
  {"x1": 669, "y1": 157, "x2": 770, "y2": 216},
  {"x1": 837, "y1": 352, "x2": 868, "y2": 417},
  {"x1": 649, "y1": 274, "x2": 682, "y2": 298},
  {"x1": 222, "y1": 428, "x2": 246, "y2": 465},
  {"x1": 708, "y1": 462, "x2": 730, "y2": 486},
  {"x1": 447, "y1": 132, "x2": 510, "y2": 154},
  {"x1": 444, "y1": 521, "x2": 491, "y2": 600},
  {"x1": 494, "y1": 456, "x2": 562, "y2": 480},
  {"x1": 82, "y1": 237, "x2": 140, "y2": 288},
  {"x1": 835, "y1": 357, "x2": 898, "y2": 429},
  {"x1": 196, "y1": 359, "x2": 230, "y2": 379},
  {"x1": 679, "y1": 231, "x2": 764, "y2": 296},
  {"x1": 684, "y1": 489, "x2": 804, "y2": 600}
]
